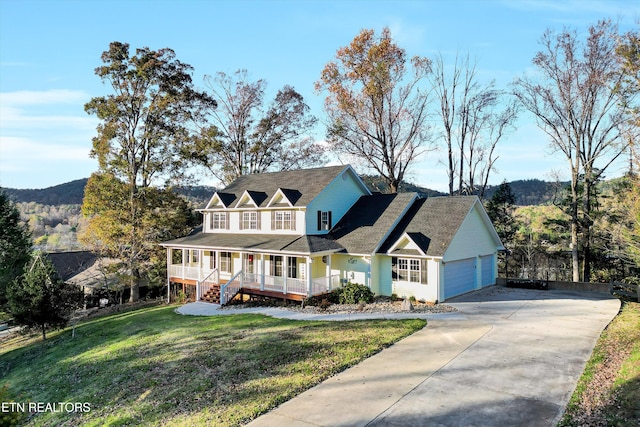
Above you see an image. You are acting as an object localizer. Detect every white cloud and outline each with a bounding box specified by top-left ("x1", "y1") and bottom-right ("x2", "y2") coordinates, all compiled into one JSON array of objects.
[
  {"x1": 1, "y1": 89, "x2": 88, "y2": 106},
  {"x1": 0, "y1": 136, "x2": 90, "y2": 161},
  {"x1": 0, "y1": 89, "x2": 98, "y2": 188}
]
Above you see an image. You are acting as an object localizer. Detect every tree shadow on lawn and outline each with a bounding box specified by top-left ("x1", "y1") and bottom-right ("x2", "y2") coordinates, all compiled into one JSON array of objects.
[
  {"x1": 1, "y1": 306, "x2": 423, "y2": 426},
  {"x1": 600, "y1": 373, "x2": 640, "y2": 426}
]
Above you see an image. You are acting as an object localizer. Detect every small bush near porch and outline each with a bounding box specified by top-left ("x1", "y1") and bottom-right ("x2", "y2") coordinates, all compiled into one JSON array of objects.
[{"x1": 0, "y1": 305, "x2": 425, "y2": 426}]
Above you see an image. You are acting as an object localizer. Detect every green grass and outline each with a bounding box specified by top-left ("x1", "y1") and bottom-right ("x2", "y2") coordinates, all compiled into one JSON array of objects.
[
  {"x1": 0, "y1": 305, "x2": 425, "y2": 426},
  {"x1": 559, "y1": 301, "x2": 640, "y2": 427}
]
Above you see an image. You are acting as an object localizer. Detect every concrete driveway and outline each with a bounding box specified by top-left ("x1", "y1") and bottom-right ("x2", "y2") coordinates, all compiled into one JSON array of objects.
[{"x1": 246, "y1": 286, "x2": 620, "y2": 427}]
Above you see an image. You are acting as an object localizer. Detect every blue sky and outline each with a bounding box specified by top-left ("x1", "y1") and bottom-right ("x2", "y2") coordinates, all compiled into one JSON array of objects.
[{"x1": 0, "y1": 0, "x2": 637, "y2": 191}]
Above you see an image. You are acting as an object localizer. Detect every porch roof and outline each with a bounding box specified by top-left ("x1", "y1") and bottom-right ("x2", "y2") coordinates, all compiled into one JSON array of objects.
[{"x1": 161, "y1": 232, "x2": 343, "y2": 255}]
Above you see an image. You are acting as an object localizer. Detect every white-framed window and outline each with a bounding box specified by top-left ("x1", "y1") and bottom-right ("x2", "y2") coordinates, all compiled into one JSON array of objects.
[
  {"x1": 207, "y1": 251, "x2": 216, "y2": 270},
  {"x1": 269, "y1": 255, "x2": 283, "y2": 277},
  {"x1": 241, "y1": 211, "x2": 260, "y2": 230},
  {"x1": 397, "y1": 258, "x2": 409, "y2": 281},
  {"x1": 317, "y1": 210, "x2": 332, "y2": 231},
  {"x1": 393, "y1": 257, "x2": 428, "y2": 284},
  {"x1": 190, "y1": 250, "x2": 199, "y2": 265},
  {"x1": 220, "y1": 252, "x2": 232, "y2": 273},
  {"x1": 287, "y1": 256, "x2": 297, "y2": 278},
  {"x1": 272, "y1": 211, "x2": 296, "y2": 230},
  {"x1": 210, "y1": 212, "x2": 228, "y2": 230}
]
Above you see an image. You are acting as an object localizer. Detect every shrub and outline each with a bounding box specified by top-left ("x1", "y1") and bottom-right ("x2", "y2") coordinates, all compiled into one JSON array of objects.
[
  {"x1": 623, "y1": 276, "x2": 640, "y2": 287},
  {"x1": 318, "y1": 298, "x2": 331, "y2": 311},
  {"x1": 330, "y1": 282, "x2": 374, "y2": 305}
]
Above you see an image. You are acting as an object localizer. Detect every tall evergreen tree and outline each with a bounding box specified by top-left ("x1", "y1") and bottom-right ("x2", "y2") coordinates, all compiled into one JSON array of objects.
[
  {"x1": 0, "y1": 192, "x2": 32, "y2": 308},
  {"x1": 485, "y1": 181, "x2": 518, "y2": 245},
  {"x1": 7, "y1": 252, "x2": 84, "y2": 340}
]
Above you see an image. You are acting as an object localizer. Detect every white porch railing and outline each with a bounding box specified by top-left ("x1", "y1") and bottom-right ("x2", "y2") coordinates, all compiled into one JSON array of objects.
[
  {"x1": 264, "y1": 275, "x2": 284, "y2": 292},
  {"x1": 262, "y1": 275, "x2": 306, "y2": 295},
  {"x1": 220, "y1": 270, "x2": 243, "y2": 305},
  {"x1": 171, "y1": 264, "x2": 342, "y2": 301},
  {"x1": 287, "y1": 278, "x2": 307, "y2": 295},
  {"x1": 170, "y1": 265, "x2": 215, "y2": 281},
  {"x1": 311, "y1": 274, "x2": 341, "y2": 295},
  {"x1": 196, "y1": 268, "x2": 219, "y2": 301}
]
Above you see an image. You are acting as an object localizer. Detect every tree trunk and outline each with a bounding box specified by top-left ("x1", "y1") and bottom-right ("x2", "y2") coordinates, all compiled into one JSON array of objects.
[
  {"x1": 570, "y1": 164, "x2": 581, "y2": 282},
  {"x1": 129, "y1": 268, "x2": 140, "y2": 303},
  {"x1": 448, "y1": 144, "x2": 454, "y2": 196},
  {"x1": 388, "y1": 178, "x2": 399, "y2": 194},
  {"x1": 42, "y1": 323, "x2": 47, "y2": 340},
  {"x1": 581, "y1": 174, "x2": 593, "y2": 283}
]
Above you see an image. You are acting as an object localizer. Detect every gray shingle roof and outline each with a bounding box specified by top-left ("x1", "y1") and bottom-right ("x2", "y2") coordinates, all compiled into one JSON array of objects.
[
  {"x1": 209, "y1": 165, "x2": 349, "y2": 209},
  {"x1": 161, "y1": 232, "x2": 343, "y2": 255},
  {"x1": 379, "y1": 196, "x2": 479, "y2": 257},
  {"x1": 330, "y1": 192, "x2": 417, "y2": 254}
]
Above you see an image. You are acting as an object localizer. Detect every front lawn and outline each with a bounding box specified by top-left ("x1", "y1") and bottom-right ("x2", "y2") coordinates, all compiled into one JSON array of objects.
[{"x1": 0, "y1": 305, "x2": 425, "y2": 426}]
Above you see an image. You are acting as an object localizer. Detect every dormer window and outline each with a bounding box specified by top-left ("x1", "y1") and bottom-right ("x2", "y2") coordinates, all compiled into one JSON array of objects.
[
  {"x1": 272, "y1": 211, "x2": 296, "y2": 231},
  {"x1": 209, "y1": 212, "x2": 229, "y2": 230},
  {"x1": 317, "y1": 210, "x2": 332, "y2": 231},
  {"x1": 240, "y1": 211, "x2": 260, "y2": 230}
]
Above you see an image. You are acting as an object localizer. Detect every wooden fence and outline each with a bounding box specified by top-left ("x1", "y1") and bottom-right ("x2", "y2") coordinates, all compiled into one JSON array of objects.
[{"x1": 497, "y1": 277, "x2": 639, "y2": 301}]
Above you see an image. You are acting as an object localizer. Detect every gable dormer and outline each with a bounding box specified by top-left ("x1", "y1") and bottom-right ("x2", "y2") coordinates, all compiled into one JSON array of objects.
[
  {"x1": 387, "y1": 232, "x2": 428, "y2": 257},
  {"x1": 204, "y1": 192, "x2": 236, "y2": 210},
  {"x1": 267, "y1": 188, "x2": 303, "y2": 208},
  {"x1": 235, "y1": 190, "x2": 268, "y2": 208}
]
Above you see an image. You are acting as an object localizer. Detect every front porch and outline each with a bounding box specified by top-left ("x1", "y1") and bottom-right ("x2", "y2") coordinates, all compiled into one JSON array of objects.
[{"x1": 166, "y1": 248, "x2": 342, "y2": 304}]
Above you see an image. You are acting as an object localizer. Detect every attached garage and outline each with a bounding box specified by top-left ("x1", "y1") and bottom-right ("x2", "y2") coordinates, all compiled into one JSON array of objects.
[
  {"x1": 443, "y1": 257, "x2": 476, "y2": 300},
  {"x1": 379, "y1": 195, "x2": 504, "y2": 303}
]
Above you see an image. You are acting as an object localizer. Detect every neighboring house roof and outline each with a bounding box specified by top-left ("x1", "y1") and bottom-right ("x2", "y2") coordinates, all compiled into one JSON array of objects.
[
  {"x1": 205, "y1": 165, "x2": 352, "y2": 209},
  {"x1": 330, "y1": 192, "x2": 418, "y2": 254},
  {"x1": 162, "y1": 232, "x2": 343, "y2": 255},
  {"x1": 379, "y1": 196, "x2": 481, "y2": 257},
  {"x1": 48, "y1": 251, "x2": 118, "y2": 288},
  {"x1": 49, "y1": 251, "x2": 98, "y2": 281}
]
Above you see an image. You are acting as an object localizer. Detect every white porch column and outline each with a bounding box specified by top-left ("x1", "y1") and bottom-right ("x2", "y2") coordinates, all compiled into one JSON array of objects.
[
  {"x1": 327, "y1": 255, "x2": 332, "y2": 291},
  {"x1": 283, "y1": 255, "x2": 288, "y2": 294},
  {"x1": 215, "y1": 250, "x2": 219, "y2": 282},
  {"x1": 166, "y1": 248, "x2": 171, "y2": 304},
  {"x1": 240, "y1": 251, "x2": 244, "y2": 287},
  {"x1": 181, "y1": 249, "x2": 186, "y2": 280},
  {"x1": 306, "y1": 257, "x2": 313, "y2": 297},
  {"x1": 198, "y1": 249, "x2": 203, "y2": 280},
  {"x1": 260, "y1": 254, "x2": 265, "y2": 291}
]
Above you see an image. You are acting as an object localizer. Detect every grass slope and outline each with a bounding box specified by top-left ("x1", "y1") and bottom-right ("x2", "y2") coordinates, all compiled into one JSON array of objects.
[
  {"x1": 0, "y1": 306, "x2": 425, "y2": 426},
  {"x1": 559, "y1": 301, "x2": 640, "y2": 426}
]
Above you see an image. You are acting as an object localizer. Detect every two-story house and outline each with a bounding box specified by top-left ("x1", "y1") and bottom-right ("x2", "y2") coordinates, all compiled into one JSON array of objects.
[{"x1": 161, "y1": 165, "x2": 504, "y2": 304}]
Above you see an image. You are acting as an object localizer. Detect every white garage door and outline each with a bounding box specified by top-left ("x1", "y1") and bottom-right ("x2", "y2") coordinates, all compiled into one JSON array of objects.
[
  {"x1": 443, "y1": 258, "x2": 476, "y2": 300},
  {"x1": 480, "y1": 255, "x2": 495, "y2": 287}
]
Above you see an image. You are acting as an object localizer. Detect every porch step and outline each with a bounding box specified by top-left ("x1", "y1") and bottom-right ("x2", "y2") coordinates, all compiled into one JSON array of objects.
[{"x1": 201, "y1": 284, "x2": 221, "y2": 304}]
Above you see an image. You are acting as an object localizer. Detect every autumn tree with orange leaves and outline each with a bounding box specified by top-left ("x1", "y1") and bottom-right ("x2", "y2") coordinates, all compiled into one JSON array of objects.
[{"x1": 316, "y1": 27, "x2": 433, "y2": 193}]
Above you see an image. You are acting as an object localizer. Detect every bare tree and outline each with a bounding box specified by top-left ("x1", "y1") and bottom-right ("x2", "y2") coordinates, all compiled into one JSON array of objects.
[
  {"x1": 192, "y1": 70, "x2": 324, "y2": 184},
  {"x1": 513, "y1": 20, "x2": 631, "y2": 282},
  {"x1": 316, "y1": 27, "x2": 433, "y2": 193},
  {"x1": 431, "y1": 53, "x2": 518, "y2": 197}
]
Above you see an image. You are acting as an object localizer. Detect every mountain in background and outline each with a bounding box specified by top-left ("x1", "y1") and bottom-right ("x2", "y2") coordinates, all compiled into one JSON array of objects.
[
  {"x1": 2, "y1": 179, "x2": 89, "y2": 205},
  {"x1": 2, "y1": 176, "x2": 565, "y2": 207},
  {"x1": 1, "y1": 179, "x2": 217, "y2": 207}
]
